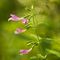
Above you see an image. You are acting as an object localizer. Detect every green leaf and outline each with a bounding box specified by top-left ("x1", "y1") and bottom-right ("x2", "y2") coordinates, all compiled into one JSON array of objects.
[
  {"x1": 47, "y1": 49, "x2": 60, "y2": 57},
  {"x1": 38, "y1": 38, "x2": 52, "y2": 56}
]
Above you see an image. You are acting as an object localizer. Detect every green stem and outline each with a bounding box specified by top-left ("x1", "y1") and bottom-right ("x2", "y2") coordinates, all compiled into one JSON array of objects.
[
  {"x1": 31, "y1": 6, "x2": 39, "y2": 43},
  {"x1": 31, "y1": 5, "x2": 47, "y2": 60}
]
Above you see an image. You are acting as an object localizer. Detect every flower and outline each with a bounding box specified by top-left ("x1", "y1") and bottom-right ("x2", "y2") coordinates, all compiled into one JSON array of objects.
[
  {"x1": 19, "y1": 45, "x2": 34, "y2": 55},
  {"x1": 8, "y1": 14, "x2": 22, "y2": 21},
  {"x1": 19, "y1": 48, "x2": 32, "y2": 55},
  {"x1": 14, "y1": 28, "x2": 26, "y2": 34},
  {"x1": 8, "y1": 14, "x2": 29, "y2": 24},
  {"x1": 21, "y1": 18, "x2": 29, "y2": 24}
]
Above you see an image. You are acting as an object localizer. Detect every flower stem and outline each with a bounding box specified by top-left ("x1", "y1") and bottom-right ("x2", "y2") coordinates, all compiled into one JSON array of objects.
[{"x1": 31, "y1": 6, "x2": 39, "y2": 43}]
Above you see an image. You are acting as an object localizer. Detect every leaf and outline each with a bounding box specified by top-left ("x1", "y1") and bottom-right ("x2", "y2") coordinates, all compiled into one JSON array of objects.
[
  {"x1": 47, "y1": 49, "x2": 60, "y2": 57},
  {"x1": 36, "y1": 23, "x2": 50, "y2": 38},
  {"x1": 38, "y1": 38, "x2": 52, "y2": 56}
]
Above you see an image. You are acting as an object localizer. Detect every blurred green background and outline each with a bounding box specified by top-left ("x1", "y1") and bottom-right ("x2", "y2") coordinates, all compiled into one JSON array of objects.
[{"x1": 0, "y1": 0, "x2": 60, "y2": 60}]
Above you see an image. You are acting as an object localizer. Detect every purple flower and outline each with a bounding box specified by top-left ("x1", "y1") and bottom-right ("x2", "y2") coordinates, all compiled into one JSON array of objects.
[
  {"x1": 8, "y1": 14, "x2": 29, "y2": 25},
  {"x1": 14, "y1": 28, "x2": 26, "y2": 34},
  {"x1": 19, "y1": 45, "x2": 34, "y2": 55},
  {"x1": 21, "y1": 18, "x2": 29, "y2": 24},
  {"x1": 8, "y1": 14, "x2": 22, "y2": 21},
  {"x1": 19, "y1": 48, "x2": 32, "y2": 55}
]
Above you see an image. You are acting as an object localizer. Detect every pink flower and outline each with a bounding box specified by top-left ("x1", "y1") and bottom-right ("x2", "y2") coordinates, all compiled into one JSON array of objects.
[
  {"x1": 8, "y1": 14, "x2": 22, "y2": 21},
  {"x1": 14, "y1": 28, "x2": 26, "y2": 34},
  {"x1": 19, "y1": 45, "x2": 34, "y2": 55},
  {"x1": 21, "y1": 18, "x2": 29, "y2": 24},
  {"x1": 8, "y1": 14, "x2": 29, "y2": 24},
  {"x1": 19, "y1": 48, "x2": 32, "y2": 55}
]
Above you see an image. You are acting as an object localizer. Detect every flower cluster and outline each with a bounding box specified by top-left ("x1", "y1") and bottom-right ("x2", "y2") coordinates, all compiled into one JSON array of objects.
[
  {"x1": 8, "y1": 5, "x2": 39, "y2": 55},
  {"x1": 8, "y1": 14, "x2": 34, "y2": 55},
  {"x1": 8, "y1": 14, "x2": 29, "y2": 34}
]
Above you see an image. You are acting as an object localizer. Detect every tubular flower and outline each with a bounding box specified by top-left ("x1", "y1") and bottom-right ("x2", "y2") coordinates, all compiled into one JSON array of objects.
[
  {"x1": 8, "y1": 14, "x2": 22, "y2": 21},
  {"x1": 21, "y1": 18, "x2": 29, "y2": 24},
  {"x1": 19, "y1": 48, "x2": 32, "y2": 55},
  {"x1": 19, "y1": 45, "x2": 34, "y2": 55},
  {"x1": 14, "y1": 28, "x2": 26, "y2": 34}
]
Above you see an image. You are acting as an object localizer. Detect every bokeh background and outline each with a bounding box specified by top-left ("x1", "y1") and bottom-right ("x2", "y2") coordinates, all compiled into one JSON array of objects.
[{"x1": 0, "y1": 0, "x2": 60, "y2": 60}]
